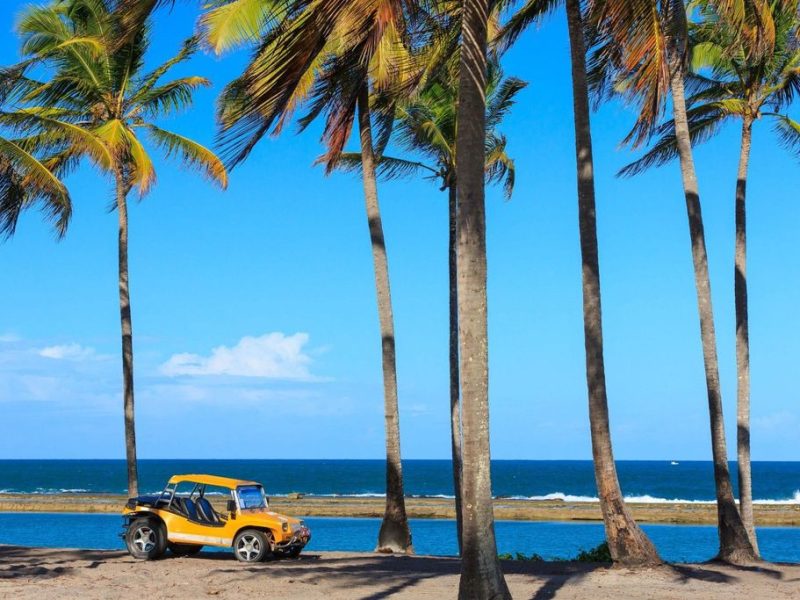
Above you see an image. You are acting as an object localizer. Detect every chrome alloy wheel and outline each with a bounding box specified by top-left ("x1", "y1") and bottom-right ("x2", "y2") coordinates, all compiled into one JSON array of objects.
[
  {"x1": 236, "y1": 534, "x2": 262, "y2": 562},
  {"x1": 133, "y1": 526, "x2": 156, "y2": 553}
]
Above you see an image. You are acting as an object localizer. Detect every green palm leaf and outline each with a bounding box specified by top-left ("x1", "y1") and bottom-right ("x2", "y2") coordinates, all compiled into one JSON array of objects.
[
  {"x1": 0, "y1": 136, "x2": 70, "y2": 238},
  {"x1": 770, "y1": 113, "x2": 800, "y2": 159},
  {"x1": 143, "y1": 125, "x2": 228, "y2": 188}
]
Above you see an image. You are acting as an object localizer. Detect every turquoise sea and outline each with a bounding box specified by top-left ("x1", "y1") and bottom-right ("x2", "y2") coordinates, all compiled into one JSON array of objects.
[{"x1": 1, "y1": 459, "x2": 798, "y2": 502}]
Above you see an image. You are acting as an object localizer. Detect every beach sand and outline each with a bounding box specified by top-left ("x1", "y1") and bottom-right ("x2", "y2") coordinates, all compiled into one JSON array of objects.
[
  {"x1": 2, "y1": 544, "x2": 799, "y2": 599},
  {"x1": 1, "y1": 493, "x2": 799, "y2": 525}
]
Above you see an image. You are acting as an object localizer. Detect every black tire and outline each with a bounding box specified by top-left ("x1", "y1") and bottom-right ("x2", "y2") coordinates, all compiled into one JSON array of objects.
[
  {"x1": 233, "y1": 529, "x2": 272, "y2": 563},
  {"x1": 168, "y1": 542, "x2": 203, "y2": 557},
  {"x1": 125, "y1": 518, "x2": 167, "y2": 560}
]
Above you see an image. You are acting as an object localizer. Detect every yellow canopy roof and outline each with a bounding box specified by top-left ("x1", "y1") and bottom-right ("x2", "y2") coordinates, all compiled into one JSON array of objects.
[{"x1": 167, "y1": 474, "x2": 259, "y2": 489}]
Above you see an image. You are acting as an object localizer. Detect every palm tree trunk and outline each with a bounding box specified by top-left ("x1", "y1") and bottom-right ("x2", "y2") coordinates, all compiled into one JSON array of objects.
[
  {"x1": 115, "y1": 164, "x2": 138, "y2": 499},
  {"x1": 735, "y1": 116, "x2": 758, "y2": 555},
  {"x1": 565, "y1": 0, "x2": 661, "y2": 566},
  {"x1": 668, "y1": 57, "x2": 756, "y2": 565},
  {"x1": 357, "y1": 85, "x2": 412, "y2": 554},
  {"x1": 448, "y1": 181, "x2": 463, "y2": 555},
  {"x1": 455, "y1": 0, "x2": 510, "y2": 594}
]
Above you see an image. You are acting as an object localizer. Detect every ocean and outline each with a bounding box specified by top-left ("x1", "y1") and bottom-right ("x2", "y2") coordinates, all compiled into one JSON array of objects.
[
  {"x1": 1, "y1": 460, "x2": 798, "y2": 562},
  {"x1": 0, "y1": 459, "x2": 798, "y2": 503}
]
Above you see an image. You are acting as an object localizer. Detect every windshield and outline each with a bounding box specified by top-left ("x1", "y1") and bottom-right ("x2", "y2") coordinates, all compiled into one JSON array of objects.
[{"x1": 237, "y1": 485, "x2": 268, "y2": 510}]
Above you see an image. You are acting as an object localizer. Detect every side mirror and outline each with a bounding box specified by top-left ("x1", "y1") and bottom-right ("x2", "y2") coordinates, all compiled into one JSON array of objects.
[{"x1": 227, "y1": 499, "x2": 237, "y2": 518}]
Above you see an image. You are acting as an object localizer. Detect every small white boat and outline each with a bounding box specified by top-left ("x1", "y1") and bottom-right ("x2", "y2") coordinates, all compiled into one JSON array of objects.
[{"x1": 670, "y1": 461, "x2": 679, "y2": 466}]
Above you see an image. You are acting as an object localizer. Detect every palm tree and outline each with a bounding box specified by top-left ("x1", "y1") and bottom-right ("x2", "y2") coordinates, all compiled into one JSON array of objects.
[
  {"x1": 589, "y1": 0, "x2": 758, "y2": 564},
  {"x1": 619, "y1": 1, "x2": 800, "y2": 555},
  {"x1": 338, "y1": 63, "x2": 523, "y2": 554},
  {"x1": 455, "y1": 0, "x2": 511, "y2": 592},
  {"x1": 497, "y1": 0, "x2": 662, "y2": 565},
  {"x1": 198, "y1": 0, "x2": 418, "y2": 552},
  {"x1": 6, "y1": 0, "x2": 227, "y2": 497}
]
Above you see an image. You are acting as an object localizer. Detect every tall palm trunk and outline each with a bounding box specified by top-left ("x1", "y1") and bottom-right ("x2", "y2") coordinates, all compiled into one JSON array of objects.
[
  {"x1": 565, "y1": 0, "x2": 661, "y2": 566},
  {"x1": 455, "y1": 0, "x2": 510, "y2": 594},
  {"x1": 115, "y1": 164, "x2": 138, "y2": 498},
  {"x1": 735, "y1": 116, "x2": 758, "y2": 555},
  {"x1": 448, "y1": 181, "x2": 463, "y2": 555},
  {"x1": 668, "y1": 56, "x2": 756, "y2": 565},
  {"x1": 357, "y1": 86, "x2": 412, "y2": 554}
]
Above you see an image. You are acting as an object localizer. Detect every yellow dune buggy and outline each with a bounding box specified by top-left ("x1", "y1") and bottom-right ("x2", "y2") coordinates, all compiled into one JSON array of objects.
[{"x1": 122, "y1": 474, "x2": 311, "y2": 562}]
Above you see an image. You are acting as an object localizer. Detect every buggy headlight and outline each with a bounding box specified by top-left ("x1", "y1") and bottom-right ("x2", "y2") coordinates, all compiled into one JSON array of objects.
[{"x1": 282, "y1": 522, "x2": 289, "y2": 532}]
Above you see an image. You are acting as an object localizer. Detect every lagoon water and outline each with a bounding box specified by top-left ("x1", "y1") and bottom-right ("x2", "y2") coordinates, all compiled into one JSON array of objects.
[{"x1": 0, "y1": 513, "x2": 799, "y2": 563}]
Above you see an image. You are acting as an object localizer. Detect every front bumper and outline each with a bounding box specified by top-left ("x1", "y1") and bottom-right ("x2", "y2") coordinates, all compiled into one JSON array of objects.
[{"x1": 276, "y1": 526, "x2": 311, "y2": 549}]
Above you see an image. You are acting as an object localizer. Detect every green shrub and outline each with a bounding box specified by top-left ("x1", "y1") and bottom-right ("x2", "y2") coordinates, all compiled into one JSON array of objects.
[
  {"x1": 574, "y1": 542, "x2": 612, "y2": 562},
  {"x1": 498, "y1": 542, "x2": 611, "y2": 563},
  {"x1": 498, "y1": 551, "x2": 544, "y2": 561}
]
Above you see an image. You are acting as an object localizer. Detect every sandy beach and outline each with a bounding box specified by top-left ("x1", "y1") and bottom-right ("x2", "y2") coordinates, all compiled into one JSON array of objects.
[
  {"x1": 2, "y1": 544, "x2": 798, "y2": 599},
  {"x1": 1, "y1": 493, "x2": 799, "y2": 525}
]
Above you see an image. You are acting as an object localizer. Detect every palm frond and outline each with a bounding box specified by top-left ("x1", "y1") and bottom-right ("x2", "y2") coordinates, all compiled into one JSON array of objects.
[
  {"x1": 494, "y1": 0, "x2": 561, "y2": 53},
  {"x1": 119, "y1": 125, "x2": 156, "y2": 195},
  {"x1": 0, "y1": 109, "x2": 113, "y2": 170},
  {"x1": 484, "y1": 133, "x2": 515, "y2": 198},
  {"x1": 769, "y1": 113, "x2": 800, "y2": 159},
  {"x1": 133, "y1": 36, "x2": 199, "y2": 98},
  {"x1": 131, "y1": 76, "x2": 211, "y2": 118},
  {"x1": 334, "y1": 151, "x2": 436, "y2": 180},
  {"x1": 94, "y1": 119, "x2": 155, "y2": 192},
  {"x1": 618, "y1": 104, "x2": 732, "y2": 176},
  {"x1": 217, "y1": 0, "x2": 351, "y2": 167},
  {"x1": 0, "y1": 136, "x2": 71, "y2": 238},
  {"x1": 486, "y1": 76, "x2": 527, "y2": 129},
  {"x1": 200, "y1": 0, "x2": 284, "y2": 54},
  {"x1": 142, "y1": 124, "x2": 228, "y2": 188},
  {"x1": 588, "y1": 0, "x2": 673, "y2": 147}
]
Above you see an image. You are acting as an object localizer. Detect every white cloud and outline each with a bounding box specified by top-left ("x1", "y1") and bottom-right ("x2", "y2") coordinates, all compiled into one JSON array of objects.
[
  {"x1": 408, "y1": 403, "x2": 430, "y2": 417},
  {"x1": 39, "y1": 343, "x2": 96, "y2": 361},
  {"x1": 160, "y1": 332, "x2": 317, "y2": 380},
  {"x1": 0, "y1": 333, "x2": 20, "y2": 343},
  {"x1": 753, "y1": 410, "x2": 797, "y2": 431}
]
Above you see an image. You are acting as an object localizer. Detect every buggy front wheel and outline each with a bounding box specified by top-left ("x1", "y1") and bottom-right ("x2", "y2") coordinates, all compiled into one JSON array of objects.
[
  {"x1": 125, "y1": 518, "x2": 166, "y2": 560},
  {"x1": 233, "y1": 529, "x2": 272, "y2": 563}
]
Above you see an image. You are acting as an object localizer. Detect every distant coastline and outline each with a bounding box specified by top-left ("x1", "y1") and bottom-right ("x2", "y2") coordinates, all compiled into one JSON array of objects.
[{"x1": 1, "y1": 493, "x2": 798, "y2": 526}]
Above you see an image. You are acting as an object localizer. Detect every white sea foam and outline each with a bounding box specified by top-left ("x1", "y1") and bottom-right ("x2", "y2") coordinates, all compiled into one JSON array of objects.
[
  {"x1": 499, "y1": 490, "x2": 800, "y2": 505},
  {"x1": 752, "y1": 490, "x2": 800, "y2": 505}
]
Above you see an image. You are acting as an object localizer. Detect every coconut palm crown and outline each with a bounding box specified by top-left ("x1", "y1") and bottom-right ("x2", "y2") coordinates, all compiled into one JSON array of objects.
[
  {"x1": 619, "y1": 1, "x2": 800, "y2": 175},
  {"x1": 3, "y1": 0, "x2": 227, "y2": 195},
  {"x1": 336, "y1": 62, "x2": 522, "y2": 195}
]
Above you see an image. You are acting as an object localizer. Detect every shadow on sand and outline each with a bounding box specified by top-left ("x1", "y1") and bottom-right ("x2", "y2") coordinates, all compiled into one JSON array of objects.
[
  {"x1": 0, "y1": 544, "x2": 793, "y2": 599},
  {"x1": 0, "y1": 545, "x2": 126, "y2": 581}
]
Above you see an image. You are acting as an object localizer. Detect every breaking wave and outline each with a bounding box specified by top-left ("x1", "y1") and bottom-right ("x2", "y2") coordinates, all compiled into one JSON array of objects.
[{"x1": 499, "y1": 490, "x2": 800, "y2": 505}]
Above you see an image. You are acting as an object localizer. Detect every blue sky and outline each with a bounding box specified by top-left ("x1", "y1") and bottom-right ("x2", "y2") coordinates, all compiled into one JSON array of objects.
[{"x1": 0, "y1": 2, "x2": 797, "y2": 461}]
